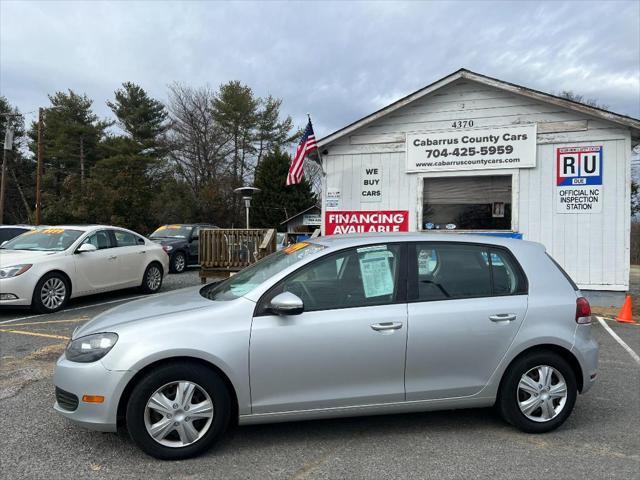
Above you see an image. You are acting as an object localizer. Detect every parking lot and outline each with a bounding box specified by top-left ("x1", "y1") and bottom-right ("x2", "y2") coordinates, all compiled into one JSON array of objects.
[{"x1": 0, "y1": 271, "x2": 638, "y2": 480}]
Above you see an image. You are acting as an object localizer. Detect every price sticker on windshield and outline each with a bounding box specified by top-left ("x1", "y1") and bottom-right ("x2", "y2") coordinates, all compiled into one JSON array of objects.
[
  {"x1": 283, "y1": 242, "x2": 309, "y2": 255},
  {"x1": 41, "y1": 228, "x2": 65, "y2": 234}
]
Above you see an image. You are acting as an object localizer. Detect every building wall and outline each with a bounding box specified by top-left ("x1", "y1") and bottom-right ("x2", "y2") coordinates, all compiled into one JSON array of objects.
[{"x1": 321, "y1": 79, "x2": 631, "y2": 290}]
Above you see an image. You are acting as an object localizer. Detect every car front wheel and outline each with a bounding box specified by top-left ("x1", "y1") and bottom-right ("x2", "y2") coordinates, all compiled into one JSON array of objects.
[
  {"x1": 32, "y1": 272, "x2": 70, "y2": 314},
  {"x1": 497, "y1": 351, "x2": 577, "y2": 433},
  {"x1": 170, "y1": 251, "x2": 187, "y2": 273},
  {"x1": 125, "y1": 363, "x2": 231, "y2": 460}
]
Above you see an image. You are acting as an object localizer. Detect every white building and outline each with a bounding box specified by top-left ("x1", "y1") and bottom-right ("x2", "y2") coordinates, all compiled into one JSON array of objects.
[{"x1": 317, "y1": 69, "x2": 640, "y2": 293}]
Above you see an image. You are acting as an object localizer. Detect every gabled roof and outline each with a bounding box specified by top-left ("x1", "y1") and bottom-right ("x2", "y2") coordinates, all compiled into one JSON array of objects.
[
  {"x1": 280, "y1": 204, "x2": 320, "y2": 225},
  {"x1": 318, "y1": 68, "x2": 640, "y2": 148}
]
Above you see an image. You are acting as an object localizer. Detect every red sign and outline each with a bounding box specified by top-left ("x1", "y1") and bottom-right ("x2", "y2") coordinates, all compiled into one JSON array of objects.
[{"x1": 325, "y1": 210, "x2": 409, "y2": 235}]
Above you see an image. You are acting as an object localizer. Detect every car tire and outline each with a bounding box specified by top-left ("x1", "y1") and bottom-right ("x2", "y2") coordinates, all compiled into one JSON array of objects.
[
  {"x1": 32, "y1": 272, "x2": 70, "y2": 314},
  {"x1": 140, "y1": 263, "x2": 163, "y2": 294},
  {"x1": 125, "y1": 362, "x2": 231, "y2": 460},
  {"x1": 170, "y1": 251, "x2": 187, "y2": 273},
  {"x1": 497, "y1": 351, "x2": 577, "y2": 433}
]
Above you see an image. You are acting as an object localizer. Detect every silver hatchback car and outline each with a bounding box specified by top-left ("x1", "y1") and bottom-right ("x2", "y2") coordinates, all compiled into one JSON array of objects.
[{"x1": 53, "y1": 233, "x2": 598, "y2": 459}]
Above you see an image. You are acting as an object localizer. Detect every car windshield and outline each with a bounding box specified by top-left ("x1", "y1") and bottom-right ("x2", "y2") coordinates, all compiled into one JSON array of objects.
[
  {"x1": 200, "y1": 242, "x2": 327, "y2": 301},
  {"x1": 150, "y1": 225, "x2": 192, "y2": 239},
  {"x1": 0, "y1": 228, "x2": 83, "y2": 251}
]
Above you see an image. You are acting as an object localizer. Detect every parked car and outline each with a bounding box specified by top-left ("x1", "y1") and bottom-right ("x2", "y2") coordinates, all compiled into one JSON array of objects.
[
  {"x1": 149, "y1": 224, "x2": 217, "y2": 273},
  {"x1": 0, "y1": 225, "x2": 169, "y2": 313},
  {"x1": 0, "y1": 224, "x2": 35, "y2": 244},
  {"x1": 53, "y1": 233, "x2": 598, "y2": 460}
]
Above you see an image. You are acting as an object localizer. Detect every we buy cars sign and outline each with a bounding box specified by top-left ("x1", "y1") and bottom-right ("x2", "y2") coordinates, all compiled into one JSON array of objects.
[{"x1": 325, "y1": 210, "x2": 409, "y2": 235}]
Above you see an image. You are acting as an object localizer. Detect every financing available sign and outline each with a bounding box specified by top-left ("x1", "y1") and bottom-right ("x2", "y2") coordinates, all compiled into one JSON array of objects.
[
  {"x1": 325, "y1": 210, "x2": 409, "y2": 235},
  {"x1": 556, "y1": 145, "x2": 603, "y2": 214},
  {"x1": 406, "y1": 124, "x2": 537, "y2": 172}
]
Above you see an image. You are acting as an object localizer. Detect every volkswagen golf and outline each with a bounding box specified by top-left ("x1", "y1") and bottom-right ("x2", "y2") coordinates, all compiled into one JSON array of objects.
[{"x1": 53, "y1": 233, "x2": 598, "y2": 459}]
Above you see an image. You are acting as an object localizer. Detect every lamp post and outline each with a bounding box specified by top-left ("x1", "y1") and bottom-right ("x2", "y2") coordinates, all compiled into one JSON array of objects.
[{"x1": 233, "y1": 187, "x2": 260, "y2": 229}]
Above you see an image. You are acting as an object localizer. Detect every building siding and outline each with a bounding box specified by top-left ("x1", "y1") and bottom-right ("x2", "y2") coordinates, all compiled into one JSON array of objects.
[{"x1": 322, "y1": 79, "x2": 631, "y2": 290}]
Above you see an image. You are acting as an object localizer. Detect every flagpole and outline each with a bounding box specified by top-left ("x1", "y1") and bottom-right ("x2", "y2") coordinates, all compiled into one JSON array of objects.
[{"x1": 306, "y1": 113, "x2": 323, "y2": 166}]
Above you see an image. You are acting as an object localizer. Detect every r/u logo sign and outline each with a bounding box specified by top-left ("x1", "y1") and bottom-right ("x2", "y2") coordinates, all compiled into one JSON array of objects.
[{"x1": 556, "y1": 145, "x2": 603, "y2": 186}]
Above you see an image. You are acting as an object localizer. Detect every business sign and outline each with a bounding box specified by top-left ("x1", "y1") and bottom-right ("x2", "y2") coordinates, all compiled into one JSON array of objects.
[
  {"x1": 556, "y1": 146, "x2": 602, "y2": 186},
  {"x1": 325, "y1": 210, "x2": 409, "y2": 235},
  {"x1": 361, "y1": 166, "x2": 383, "y2": 202},
  {"x1": 406, "y1": 124, "x2": 537, "y2": 172},
  {"x1": 326, "y1": 188, "x2": 341, "y2": 210},
  {"x1": 555, "y1": 145, "x2": 603, "y2": 214},
  {"x1": 302, "y1": 213, "x2": 322, "y2": 226}
]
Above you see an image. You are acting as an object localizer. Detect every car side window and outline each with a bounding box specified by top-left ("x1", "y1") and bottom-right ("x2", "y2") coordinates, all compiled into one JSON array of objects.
[
  {"x1": 267, "y1": 244, "x2": 403, "y2": 313},
  {"x1": 409, "y1": 243, "x2": 526, "y2": 302},
  {"x1": 82, "y1": 230, "x2": 113, "y2": 250},
  {"x1": 113, "y1": 230, "x2": 138, "y2": 247}
]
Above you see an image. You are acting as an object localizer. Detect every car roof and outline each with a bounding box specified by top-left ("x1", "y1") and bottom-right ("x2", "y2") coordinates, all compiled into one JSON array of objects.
[
  {"x1": 0, "y1": 225, "x2": 35, "y2": 229},
  {"x1": 307, "y1": 232, "x2": 543, "y2": 251},
  {"x1": 30, "y1": 225, "x2": 136, "y2": 232}
]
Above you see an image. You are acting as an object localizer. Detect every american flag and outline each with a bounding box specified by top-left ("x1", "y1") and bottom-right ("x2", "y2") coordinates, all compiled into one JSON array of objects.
[{"x1": 286, "y1": 119, "x2": 317, "y2": 185}]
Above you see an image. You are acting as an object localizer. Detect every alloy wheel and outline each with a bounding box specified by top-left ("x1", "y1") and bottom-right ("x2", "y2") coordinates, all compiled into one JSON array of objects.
[
  {"x1": 174, "y1": 253, "x2": 186, "y2": 272},
  {"x1": 40, "y1": 277, "x2": 66, "y2": 310},
  {"x1": 144, "y1": 380, "x2": 214, "y2": 448},
  {"x1": 146, "y1": 266, "x2": 162, "y2": 291},
  {"x1": 517, "y1": 365, "x2": 568, "y2": 422}
]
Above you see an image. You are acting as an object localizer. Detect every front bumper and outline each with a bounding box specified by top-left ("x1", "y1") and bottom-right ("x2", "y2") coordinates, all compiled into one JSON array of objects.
[
  {"x1": 0, "y1": 273, "x2": 37, "y2": 306},
  {"x1": 53, "y1": 355, "x2": 135, "y2": 432}
]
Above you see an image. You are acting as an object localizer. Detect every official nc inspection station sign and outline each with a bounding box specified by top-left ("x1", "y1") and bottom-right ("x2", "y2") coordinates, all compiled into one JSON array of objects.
[
  {"x1": 406, "y1": 124, "x2": 537, "y2": 172},
  {"x1": 555, "y1": 145, "x2": 603, "y2": 214}
]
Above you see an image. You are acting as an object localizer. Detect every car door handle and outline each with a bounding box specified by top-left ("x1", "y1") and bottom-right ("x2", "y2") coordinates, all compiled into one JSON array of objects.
[
  {"x1": 489, "y1": 313, "x2": 517, "y2": 323},
  {"x1": 370, "y1": 322, "x2": 403, "y2": 332},
  {"x1": 139, "y1": 251, "x2": 146, "y2": 254},
  {"x1": 108, "y1": 255, "x2": 118, "y2": 260}
]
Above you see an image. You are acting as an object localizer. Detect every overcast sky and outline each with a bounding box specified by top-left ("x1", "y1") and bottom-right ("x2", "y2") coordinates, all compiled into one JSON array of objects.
[{"x1": 1, "y1": 0, "x2": 639, "y2": 139}]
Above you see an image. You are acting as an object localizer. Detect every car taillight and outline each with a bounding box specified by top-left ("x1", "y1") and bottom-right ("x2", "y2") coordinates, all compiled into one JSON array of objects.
[{"x1": 576, "y1": 297, "x2": 592, "y2": 324}]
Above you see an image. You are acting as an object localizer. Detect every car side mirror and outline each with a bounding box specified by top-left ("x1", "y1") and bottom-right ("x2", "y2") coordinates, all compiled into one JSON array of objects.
[
  {"x1": 77, "y1": 243, "x2": 97, "y2": 253},
  {"x1": 269, "y1": 292, "x2": 304, "y2": 315},
  {"x1": 0, "y1": 241, "x2": 7, "y2": 247}
]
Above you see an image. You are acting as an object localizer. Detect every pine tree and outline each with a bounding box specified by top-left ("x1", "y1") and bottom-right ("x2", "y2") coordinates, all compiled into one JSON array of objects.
[{"x1": 251, "y1": 148, "x2": 317, "y2": 229}]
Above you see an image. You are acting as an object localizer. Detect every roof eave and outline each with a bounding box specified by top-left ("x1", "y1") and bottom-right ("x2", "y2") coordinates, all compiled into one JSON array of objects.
[{"x1": 317, "y1": 68, "x2": 640, "y2": 149}]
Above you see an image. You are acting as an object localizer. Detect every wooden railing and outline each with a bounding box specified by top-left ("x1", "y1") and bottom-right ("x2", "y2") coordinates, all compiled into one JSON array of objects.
[{"x1": 199, "y1": 228, "x2": 277, "y2": 282}]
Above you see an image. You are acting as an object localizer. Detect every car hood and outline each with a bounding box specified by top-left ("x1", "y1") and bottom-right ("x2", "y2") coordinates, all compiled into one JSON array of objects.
[
  {"x1": 150, "y1": 237, "x2": 186, "y2": 246},
  {"x1": 73, "y1": 286, "x2": 218, "y2": 338},
  {"x1": 0, "y1": 249, "x2": 62, "y2": 266}
]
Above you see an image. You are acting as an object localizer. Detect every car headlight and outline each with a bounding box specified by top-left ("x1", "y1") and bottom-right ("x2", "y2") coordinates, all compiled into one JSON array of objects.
[
  {"x1": 65, "y1": 333, "x2": 118, "y2": 363},
  {"x1": 163, "y1": 245, "x2": 173, "y2": 252},
  {"x1": 0, "y1": 264, "x2": 32, "y2": 279}
]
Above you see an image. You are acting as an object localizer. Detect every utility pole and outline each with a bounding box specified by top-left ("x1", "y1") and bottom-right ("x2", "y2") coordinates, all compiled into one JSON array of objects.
[
  {"x1": 35, "y1": 107, "x2": 44, "y2": 225},
  {"x1": 0, "y1": 126, "x2": 14, "y2": 224}
]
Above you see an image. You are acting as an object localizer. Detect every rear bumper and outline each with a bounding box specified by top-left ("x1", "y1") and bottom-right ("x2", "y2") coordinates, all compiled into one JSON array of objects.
[
  {"x1": 572, "y1": 323, "x2": 599, "y2": 394},
  {"x1": 53, "y1": 355, "x2": 135, "y2": 432}
]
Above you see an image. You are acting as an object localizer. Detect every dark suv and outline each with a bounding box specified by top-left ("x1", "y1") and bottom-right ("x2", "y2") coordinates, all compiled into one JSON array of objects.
[{"x1": 149, "y1": 224, "x2": 217, "y2": 273}]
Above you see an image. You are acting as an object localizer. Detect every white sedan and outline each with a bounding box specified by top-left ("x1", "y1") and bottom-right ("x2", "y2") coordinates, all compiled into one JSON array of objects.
[{"x1": 0, "y1": 225, "x2": 170, "y2": 313}]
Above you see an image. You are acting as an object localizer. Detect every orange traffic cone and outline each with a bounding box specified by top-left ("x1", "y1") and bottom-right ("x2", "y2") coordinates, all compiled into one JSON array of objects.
[{"x1": 615, "y1": 294, "x2": 635, "y2": 324}]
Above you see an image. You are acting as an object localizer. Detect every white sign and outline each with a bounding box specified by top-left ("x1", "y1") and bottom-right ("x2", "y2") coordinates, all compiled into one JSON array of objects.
[
  {"x1": 302, "y1": 213, "x2": 322, "y2": 226},
  {"x1": 361, "y1": 166, "x2": 383, "y2": 202},
  {"x1": 406, "y1": 124, "x2": 537, "y2": 172},
  {"x1": 326, "y1": 188, "x2": 341, "y2": 210},
  {"x1": 556, "y1": 186, "x2": 603, "y2": 213}
]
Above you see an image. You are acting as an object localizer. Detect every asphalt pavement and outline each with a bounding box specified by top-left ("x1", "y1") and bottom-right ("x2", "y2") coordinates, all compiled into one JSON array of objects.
[{"x1": 0, "y1": 270, "x2": 638, "y2": 479}]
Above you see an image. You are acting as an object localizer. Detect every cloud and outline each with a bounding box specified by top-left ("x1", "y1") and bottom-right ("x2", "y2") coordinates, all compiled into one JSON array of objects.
[{"x1": 1, "y1": 0, "x2": 638, "y2": 138}]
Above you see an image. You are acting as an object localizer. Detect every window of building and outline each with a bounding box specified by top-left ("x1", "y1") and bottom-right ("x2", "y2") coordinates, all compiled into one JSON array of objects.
[{"x1": 422, "y1": 175, "x2": 512, "y2": 231}]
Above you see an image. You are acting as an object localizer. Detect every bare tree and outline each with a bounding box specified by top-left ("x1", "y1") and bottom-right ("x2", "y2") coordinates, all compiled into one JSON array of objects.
[{"x1": 167, "y1": 83, "x2": 231, "y2": 198}]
